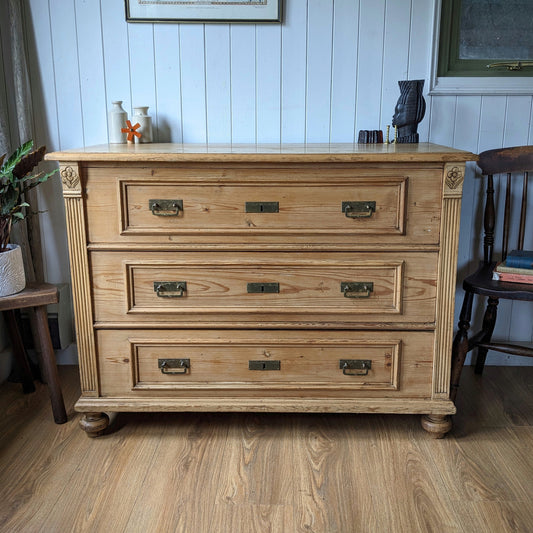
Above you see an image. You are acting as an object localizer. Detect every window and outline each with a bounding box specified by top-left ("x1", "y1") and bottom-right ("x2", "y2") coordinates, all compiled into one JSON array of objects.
[{"x1": 438, "y1": 0, "x2": 533, "y2": 78}]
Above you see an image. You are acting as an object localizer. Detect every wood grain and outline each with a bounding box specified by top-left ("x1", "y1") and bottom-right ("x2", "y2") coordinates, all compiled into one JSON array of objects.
[
  {"x1": 45, "y1": 144, "x2": 475, "y2": 437},
  {"x1": 90, "y1": 251, "x2": 437, "y2": 326},
  {"x1": 84, "y1": 164, "x2": 442, "y2": 247},
  {"x1": 45, "y1": 142, "x2": 477, "y2": 163},
  {"x1": 1, "y1": 365, "x2": 530, "y2": 533}
]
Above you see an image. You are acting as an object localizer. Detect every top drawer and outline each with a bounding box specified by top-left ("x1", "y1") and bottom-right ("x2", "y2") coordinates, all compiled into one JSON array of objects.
[{"x1": 84, "y1": 164, "x2": 443, "y2": 246}]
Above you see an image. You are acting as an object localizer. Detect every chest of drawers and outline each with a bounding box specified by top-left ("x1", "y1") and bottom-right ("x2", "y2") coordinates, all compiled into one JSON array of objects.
[{"x1": 47, "y1": 143, "x2": 475, "y2": 437}]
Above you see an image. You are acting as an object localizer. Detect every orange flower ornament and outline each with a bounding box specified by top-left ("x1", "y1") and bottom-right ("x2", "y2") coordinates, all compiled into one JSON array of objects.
[{"x1": 121, "y1": 120, "x2": 142, "y2": 142}]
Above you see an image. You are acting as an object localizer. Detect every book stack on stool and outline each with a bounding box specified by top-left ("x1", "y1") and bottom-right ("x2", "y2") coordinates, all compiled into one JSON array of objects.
[{"x1": 493, "y1": 250, "x2": 533, "y2": 284}]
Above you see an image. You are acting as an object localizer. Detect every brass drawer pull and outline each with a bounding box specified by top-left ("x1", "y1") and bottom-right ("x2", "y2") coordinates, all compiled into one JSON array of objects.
[
  {"x1": 149, "y1": 199, "x2": 183, "y2": 216},
  {"x1": 249, "y1": 360, "x2": 281, "y2": 370},
  {"x1": 158, "y1": 358, "x2": 190, "y2": 374},
  {"x1": 342, "y1": 201, "x2": 376, "y2": 218},
  {"x1": 154, "y1": 281, "x2": 187, "y2": 298},
  {"x1": 245, "y1": 201, "x2": 279, "y2": 213},
  {"x1": 340, "y1": 359, "x2": 372, "y2": 376},
  {"x1": 247, "y1": 282, "x2": 280, "y2": 294},
  {"x1": 341, "y1": 282, "x2": 373, "y2": 298}
]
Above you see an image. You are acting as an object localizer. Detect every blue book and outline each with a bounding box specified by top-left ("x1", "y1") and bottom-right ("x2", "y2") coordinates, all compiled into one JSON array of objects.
[{"x1": 505, "y1": 250, "x2": 533, "y2": 269}]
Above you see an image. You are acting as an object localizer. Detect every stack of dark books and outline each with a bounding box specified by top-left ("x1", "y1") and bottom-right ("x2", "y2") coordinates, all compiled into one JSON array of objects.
[{"x1": 493, "y1": 250, "x2": 533, "y2": 285}]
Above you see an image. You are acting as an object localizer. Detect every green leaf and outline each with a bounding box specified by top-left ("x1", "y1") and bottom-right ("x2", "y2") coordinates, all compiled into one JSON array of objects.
[
  {"x1": 0, "y1": 140, "x2": 33, "y2": 175},
  {"x1": 12, "y1": 212, "x2": 25, "y2": 220}
]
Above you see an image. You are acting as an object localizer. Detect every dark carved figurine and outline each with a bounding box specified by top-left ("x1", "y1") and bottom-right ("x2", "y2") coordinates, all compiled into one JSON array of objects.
[{"x1": 392, "y1": 80, "x2": 426, "y2": 143}]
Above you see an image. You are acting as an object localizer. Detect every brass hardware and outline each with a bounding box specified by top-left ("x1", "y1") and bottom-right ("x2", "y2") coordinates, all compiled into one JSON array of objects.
[
  {"x1": 153, "y1": 281, "x2": 187, "y2": 298},
  {"x1": 247, "y1": 282, "x2": 280, "y2": 294},
  {"x1": 249, "y1": 360, "x2": 281, "y2": 370},
  {"x1": 340, "y1": 359, "x2": 372, "y2": 376},
  {"x1": 158, "y1": 358, "x2": 190, "y2": 374},
  {"x1": 341, "y1": 281, "x2": 374, "y2": 298},
  {"x1": 245, "y1": 201, "x2": 279, "y2": 213},
  {"x1": 149, "y1": 199, "x2": 183, "y2": 216},
  {"x1": 487, "y1": 61, "x2": 533, "y2": 72},
  {"x1": 342, "y1": 201, "x2": 376, "y2": 218}
]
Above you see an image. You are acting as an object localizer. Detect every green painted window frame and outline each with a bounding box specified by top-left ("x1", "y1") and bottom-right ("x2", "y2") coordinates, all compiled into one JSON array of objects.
[{"x1": 438, "y1": 0, "x2": 533, "y2": 77}]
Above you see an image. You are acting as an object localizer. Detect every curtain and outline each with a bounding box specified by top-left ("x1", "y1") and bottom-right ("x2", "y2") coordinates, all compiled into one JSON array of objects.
[
  {"x1": 0, "y1": 0, "x2": 44, "y2": 381},
  {"x1": 1, "y1": 0, "x2": 43, "y2": 283}
]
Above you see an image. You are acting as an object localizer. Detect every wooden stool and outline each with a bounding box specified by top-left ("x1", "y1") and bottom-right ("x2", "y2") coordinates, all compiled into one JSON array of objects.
[{"x1": 0, "y1": 283, "x2": 67, "y2": 424}]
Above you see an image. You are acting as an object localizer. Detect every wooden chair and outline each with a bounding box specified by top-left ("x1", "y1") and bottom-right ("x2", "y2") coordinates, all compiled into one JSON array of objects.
[
  {"x1": 0, "y1": 283, "x2": 67, "y2": 423},
  {"x1": 450, "y1": 145, "x2": 533, "y2": 402}
]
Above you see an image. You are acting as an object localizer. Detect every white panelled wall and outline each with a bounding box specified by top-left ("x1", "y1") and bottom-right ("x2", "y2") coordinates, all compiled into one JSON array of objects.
[{"x1": 5, "y1": 0, "x2": 533, "y2": 364}]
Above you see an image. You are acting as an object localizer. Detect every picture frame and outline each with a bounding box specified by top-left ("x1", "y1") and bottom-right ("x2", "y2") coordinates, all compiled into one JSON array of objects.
[{"x1": 125, "y1": 0, "x2": 282, "y2": 23}]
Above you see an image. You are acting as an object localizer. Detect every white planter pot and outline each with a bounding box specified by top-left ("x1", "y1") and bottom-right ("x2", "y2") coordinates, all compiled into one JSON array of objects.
[{"x1": 0, "y1": 244, "x2": 26, "y2": 297}]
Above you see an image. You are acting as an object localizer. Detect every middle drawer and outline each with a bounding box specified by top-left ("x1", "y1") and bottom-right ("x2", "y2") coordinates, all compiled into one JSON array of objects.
[{"x1": 91, "y1": 251, "x2": 437, "y2": 327}]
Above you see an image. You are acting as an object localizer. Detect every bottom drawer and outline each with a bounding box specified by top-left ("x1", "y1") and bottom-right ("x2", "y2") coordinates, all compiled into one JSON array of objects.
[{"x1": 96, "y1": 330, "x2": 435, "y2": 398}]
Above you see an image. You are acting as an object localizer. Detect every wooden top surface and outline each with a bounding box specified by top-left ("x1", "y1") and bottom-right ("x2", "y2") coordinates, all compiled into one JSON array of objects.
[
  {"x1": 46, "y1": 142, "x2": 477, "y2": 164},
  {"x1": 0, "y1": 283, "x2": 58, "y2": 311}
]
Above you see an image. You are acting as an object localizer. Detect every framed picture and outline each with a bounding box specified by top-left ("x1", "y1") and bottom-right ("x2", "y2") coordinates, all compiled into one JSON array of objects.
[{"x1": 125, "y1": 0, "x2": 282, "y2": 23}]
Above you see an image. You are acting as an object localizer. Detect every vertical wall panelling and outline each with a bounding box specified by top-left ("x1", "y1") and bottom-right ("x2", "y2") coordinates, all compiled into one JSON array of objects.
[
  {"x1": 407, "y1": 0, "x2": 433, "y2": 142},
  {"x1": 256, "y1": 24, "x2": 281, "y2": 142},
  {"x1": 329, "y1": 0, "x2": 358, "y2": 142},
  {"x1": 230, "y1": 25, "x2": 256, "y2": 143},
  {"x1": 74, "y1": 0, "x2": 107, "y2": 146},
  {"x1": 48, "y1": 0, "x2": 84, "y2": 149},
  {"x1": 205, "y1": 25, "x2": 231, "y2": 143},
  {"x1": 101, "y1": 0, "x2": 132, "y2": 130},
  {"x1": 451, "y1": 96, "x2": 482, "y2": 364},
  {"x1": 153, "y1": 24, "x2": 182, "y2": 143},
  {"x1": 429, "y1": 96, "x2": 456, "y2": 146},
  {"x1": 477, "y1": 96, "x2": 507, "y2": 152},
  {"x1": 503, "y1": 97, "x2": 532, "y2": 148},
  {"x1": 280, "y1": 0, "x2": 307, "y2": 143},
  {"x1": 25, "y1": 0, "x2": 59, "y2": 150},
  {"x1": 305, "y1": 0, "x2": 333, "y2": 143},
  {"x1": 128, "y1": 22, "x2": 157, "y2": 129},
  {"x1": 453, "y1": 96, "x2": 482, "y2": 270},
  {"x1": 18, "y1": 0, "x2": 533, "y2": 364},
  {"x1": 355, "y1": 0, "x2": 385, "y2": 136},
  {"x1": 35, "y1": 0, "x2": 79, "y2": 283},
  {"x1": 381, "y1": 1, "x2": 411, "y2": 136},
  {"x1": 179, "y1": 25, "x2": 207, "y2": 143}
]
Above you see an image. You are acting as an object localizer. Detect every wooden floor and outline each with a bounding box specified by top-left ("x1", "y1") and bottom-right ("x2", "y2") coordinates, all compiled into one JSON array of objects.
[{"x1": 0, "y1": 366, "x2": 531, "y2": 533}]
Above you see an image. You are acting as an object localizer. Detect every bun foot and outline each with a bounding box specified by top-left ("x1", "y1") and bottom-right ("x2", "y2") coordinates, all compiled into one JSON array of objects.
[
  {"x1": 421, "y1": 414, "x2": 452, "y2": 438},
  {"x1": 79, "y1": 412, "x2": 110, "y2": 437}
]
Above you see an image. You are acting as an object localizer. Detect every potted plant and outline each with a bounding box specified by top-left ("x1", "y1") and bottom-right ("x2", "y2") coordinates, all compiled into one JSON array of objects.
[{"x1": 0, "y1": 140, "x2": 57, "y2": 297}]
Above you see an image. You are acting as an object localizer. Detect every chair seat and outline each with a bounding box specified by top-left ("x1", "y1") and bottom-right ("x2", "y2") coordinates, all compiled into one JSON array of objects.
[{"x1": 463, "y1": 262, "x2": 533, "y2": 301}]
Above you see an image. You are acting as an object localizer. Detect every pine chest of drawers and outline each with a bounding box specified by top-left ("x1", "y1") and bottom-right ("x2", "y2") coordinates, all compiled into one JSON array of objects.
[{"x1": 47, "y1": 143, "x2": 475, "y2": 437}]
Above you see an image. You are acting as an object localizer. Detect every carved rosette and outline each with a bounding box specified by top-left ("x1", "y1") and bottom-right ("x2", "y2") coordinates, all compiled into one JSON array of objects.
[
  {"x1": 444, "y1": 164, "x2": 464, "y2": 196},
  {"x1": 60, "y1": 163, "x2": 81, "y2": 196}
]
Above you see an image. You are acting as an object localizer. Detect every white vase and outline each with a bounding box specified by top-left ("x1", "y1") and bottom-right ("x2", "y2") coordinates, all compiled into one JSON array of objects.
[
  {"x1": 132, "y1": 106, "x2": 153, "y2": 143},
  {"x1": 108, "y1": 101, "x2": 128, "y2": 144},
  {"x1": 0, "y1": 244, "x2": 26, "y2": 297}
]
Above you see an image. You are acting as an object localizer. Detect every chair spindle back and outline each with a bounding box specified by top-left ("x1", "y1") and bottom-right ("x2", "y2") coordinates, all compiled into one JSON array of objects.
[{"x1": 477, "y1": 146, "x2": 533, "y2": 265}]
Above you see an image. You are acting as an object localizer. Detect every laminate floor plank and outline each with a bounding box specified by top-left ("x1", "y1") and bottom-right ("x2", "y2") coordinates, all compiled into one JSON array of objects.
[
  {"x1": 0, "y1": 369, "x2": 83, "y2": 531},
  {"x1": 216, "y1": 413, "x2": 294, "y2": 506},
  {"x1": 124, "y1": 412, "x2": 229, "y2": 533},
  {"x1": 450, "y1": 500, "x2": 532, "y2": 533},
  {"x1": 40, "y1": 415, "x2": 168, "y2": 533},
  {"x1": 0, "y1": 365, "x2": 532, "y2": 533},
  {"x1": 346, "y1": 414, "x2": 464, "y2": 533},
  {"x1": 452, "y1": 366, "x2": 533, "y2": 433}
]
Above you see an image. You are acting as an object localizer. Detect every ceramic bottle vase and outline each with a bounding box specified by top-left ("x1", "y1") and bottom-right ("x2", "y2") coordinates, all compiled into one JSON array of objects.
[
  {"x1": 108, "y1": 101, "x2": 128, "y2": 143},
  {"x1": 132, "y1": 106, "x2": 153, "y2": 143}
]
